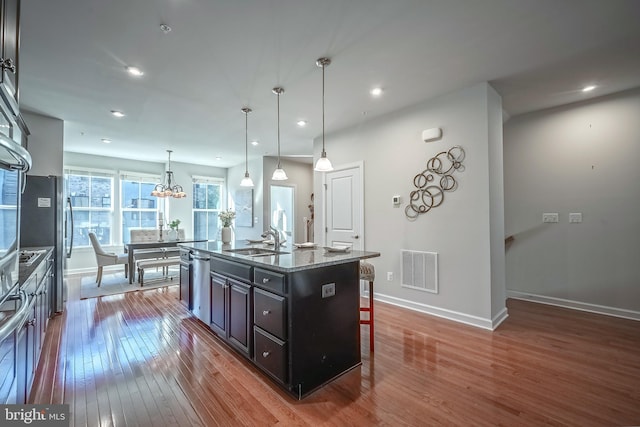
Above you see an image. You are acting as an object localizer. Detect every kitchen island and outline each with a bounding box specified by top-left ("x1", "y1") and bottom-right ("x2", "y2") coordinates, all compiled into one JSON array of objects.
[{"x1": 178, "y1": 240, "x2": 379, "y2": 399}]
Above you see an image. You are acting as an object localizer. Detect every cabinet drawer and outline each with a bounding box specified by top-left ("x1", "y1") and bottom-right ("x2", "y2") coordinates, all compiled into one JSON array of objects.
[
  {"x1": 211, "y1": 257, "x2": 252, "y2": 282},
  {"x1": 254, "y1": 288, "x2": 286, "y2": 340},
  {"x1": 254, "y1": 268, "x2": 286, "y2": 294},
  {"x1": 254, "y1": 327, "x2": 287, "y2": 384}
]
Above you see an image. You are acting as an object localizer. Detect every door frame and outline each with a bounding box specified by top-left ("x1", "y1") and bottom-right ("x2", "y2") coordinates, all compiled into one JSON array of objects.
[{"x1": 321, "y1": 161, "x2": 364, "y2": 249}]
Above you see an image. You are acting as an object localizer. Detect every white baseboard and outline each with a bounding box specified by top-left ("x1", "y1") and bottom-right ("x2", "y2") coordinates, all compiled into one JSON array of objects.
[
  {"x1": 373, "y1": 292, "x2": 505, "y2": 330},
  {"x1": 506, "y1": 290, "x2": 640, "y2": 321}
]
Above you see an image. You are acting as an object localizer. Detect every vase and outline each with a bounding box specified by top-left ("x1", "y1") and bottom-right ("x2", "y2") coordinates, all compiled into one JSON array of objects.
[
  {"x1": 221, "y1": 226, "x2": 232, "y2": 244},
  {"x1": 167, "y1": 229, "x2": 177, "y2": 241}
]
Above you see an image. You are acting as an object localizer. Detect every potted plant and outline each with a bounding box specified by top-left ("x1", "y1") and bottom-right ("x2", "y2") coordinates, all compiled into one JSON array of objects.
[{"x1": 218, "y1": 210, "x2": 235, "y2": 243}]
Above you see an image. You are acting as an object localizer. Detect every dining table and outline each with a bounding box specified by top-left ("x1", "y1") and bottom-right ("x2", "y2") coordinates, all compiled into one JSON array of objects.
[{"x1": 124, "y1": 239, "x2": 207, "y2": 284}]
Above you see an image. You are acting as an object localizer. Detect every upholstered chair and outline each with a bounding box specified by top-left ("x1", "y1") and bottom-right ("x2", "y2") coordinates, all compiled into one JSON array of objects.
[{"x1": 88, "y1": 232, "x2": 128, "y2": 286}]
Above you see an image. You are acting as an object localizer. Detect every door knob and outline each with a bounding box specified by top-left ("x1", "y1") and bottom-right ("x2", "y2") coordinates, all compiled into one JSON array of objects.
[{"x1": 353, "y1": 235, "x2": 360, "y2": 239}]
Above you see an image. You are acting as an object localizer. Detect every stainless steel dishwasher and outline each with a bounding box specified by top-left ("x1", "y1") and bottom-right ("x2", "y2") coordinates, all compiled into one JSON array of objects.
[{"x1": 191, "y1": 253, "x2": 211, "y2": 325}]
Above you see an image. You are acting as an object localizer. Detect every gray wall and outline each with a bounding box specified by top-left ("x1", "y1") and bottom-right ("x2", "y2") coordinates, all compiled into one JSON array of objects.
[
  {"x1": 504, "y1": 88, "x2": 640, "y2": 319},
  {"x1": 228, "y1": 156, "x2": 264, "y2": 241},
  {"x1": 313, "y1": 82, "x2": 507, "y2": 329},
  {"x1": 23, "y1": 111, "x2": 64, "y2": 176},
  {"x1": 262, "y1": 157, "x2": 313, "y2": 244}
]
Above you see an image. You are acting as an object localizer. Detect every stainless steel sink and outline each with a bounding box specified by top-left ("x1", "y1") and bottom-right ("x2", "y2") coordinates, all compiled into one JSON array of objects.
[{"x1": 223, "y1": 247, "x2": 289, "y2": 257}]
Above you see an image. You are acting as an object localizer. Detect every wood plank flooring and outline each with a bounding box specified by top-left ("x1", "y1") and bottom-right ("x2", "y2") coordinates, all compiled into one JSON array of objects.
[{"x1": 30, "y1": 276, "x2": 640, "y2": 426}]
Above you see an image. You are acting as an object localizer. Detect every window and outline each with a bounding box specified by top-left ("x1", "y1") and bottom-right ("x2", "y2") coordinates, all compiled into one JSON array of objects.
[
  {"x1": 65, "y1": 169, "x2": 114, "y2": 247},
  {"x1": 121, "y1": 173, "x2": 160, "y2": 244},
  {"x1": 193, "y1": 177, "x2": 223, "y2": 241}
]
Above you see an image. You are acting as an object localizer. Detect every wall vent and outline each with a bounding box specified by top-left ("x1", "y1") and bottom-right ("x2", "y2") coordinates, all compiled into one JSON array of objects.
[{"x1": 401, "y1": 250, "x2": 438, "y2": 294}]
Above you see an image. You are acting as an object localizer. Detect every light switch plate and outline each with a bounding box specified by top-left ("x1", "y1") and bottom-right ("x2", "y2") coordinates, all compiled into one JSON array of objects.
[
  {"x1": 542, "y1": 213, "x2": 559, "y2": 223},
  {"x1": 569, "y1": 213, "x2": 582, "y2": 223}
]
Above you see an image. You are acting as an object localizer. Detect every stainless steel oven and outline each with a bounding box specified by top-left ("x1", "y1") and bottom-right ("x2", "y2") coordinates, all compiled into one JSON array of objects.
[
  {"x1": 0, "y1": 110, "x2": 31, "y2": 404},
  {"x1": 0, "y1": 133, "x2": 30, "y2": 302}
]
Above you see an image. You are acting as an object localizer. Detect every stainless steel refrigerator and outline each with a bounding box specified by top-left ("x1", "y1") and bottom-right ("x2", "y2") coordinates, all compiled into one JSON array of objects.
[{"x1": 19, "y1": 175, "x2": 69, "y2": 313}]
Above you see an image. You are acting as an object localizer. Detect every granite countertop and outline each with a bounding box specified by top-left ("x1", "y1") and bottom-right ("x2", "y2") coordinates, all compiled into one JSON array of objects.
[
  {"x1": 18, "y1": 246, "x2": 53, "y2": 285},
  {"x1": 179, "y1": 240, "x2": 380, "y2": 273}
]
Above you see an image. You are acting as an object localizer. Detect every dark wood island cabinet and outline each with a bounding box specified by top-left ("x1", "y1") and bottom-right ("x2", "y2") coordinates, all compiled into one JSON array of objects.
[{"x1": 179, "y1": 241, "x2": 379, "y2": 399}]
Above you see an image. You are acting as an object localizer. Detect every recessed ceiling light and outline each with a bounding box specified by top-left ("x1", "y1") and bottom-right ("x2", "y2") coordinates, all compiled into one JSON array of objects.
[
  {"x1": 297, "y1": 120, "x2": 307, "y2": 127},
  {"x1": 582, "y1": 85, "x2": 596, "y2": 92},
  {"x1": 215, "y1": 156, "x2": 222, "y2": 161},
  {"x1": 110, "y1": 110, "x2": 125, "y2": 118},
  {"x1": 126, "y1": 66, "x2": 144, "y2": 77},
  {"x1": 101, "y1": 138, "x2": 112, "y2": 144},
  {"x1": 370, "y1": 87, "x2": 383, "y2": 97},
  {"x1": 251, "y1": 140, "x2": 259, "y2": 146}
]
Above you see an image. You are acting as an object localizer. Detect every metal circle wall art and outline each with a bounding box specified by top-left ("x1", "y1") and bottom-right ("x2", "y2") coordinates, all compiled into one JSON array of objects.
[{"x1": 405, "y1": 145, "x2": 465, "y2": 220}]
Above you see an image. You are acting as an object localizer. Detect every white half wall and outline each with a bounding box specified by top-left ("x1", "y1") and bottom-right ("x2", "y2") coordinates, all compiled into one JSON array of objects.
[
  {"x1": 504, "y1": 87, "x2": 640, "y2": 315},
  {"x1": 314, "y1": 82, "x2": 506, "y2": 328}
]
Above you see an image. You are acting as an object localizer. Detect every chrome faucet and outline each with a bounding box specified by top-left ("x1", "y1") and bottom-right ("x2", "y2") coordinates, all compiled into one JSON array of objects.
[{"x1": 261, "y1": 226, "x2": 280, "y2": 250}]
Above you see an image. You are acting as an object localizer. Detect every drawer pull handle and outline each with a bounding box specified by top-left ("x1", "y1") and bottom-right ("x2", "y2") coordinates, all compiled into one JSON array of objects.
[
  {"x1": 262, "y1": 351, "x2": 270, "y2": 358},
  {"x1": 262, "y1": 310, "x2": 270, "y2": 316},
  {"x1": 262, "y1": 278, "x2": 270, "y2": 283}
]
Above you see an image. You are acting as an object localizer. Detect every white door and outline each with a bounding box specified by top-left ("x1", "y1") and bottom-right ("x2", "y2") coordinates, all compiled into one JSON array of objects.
[{"x1": 324, "y1": 162, "x2": 363, "y2": 250}]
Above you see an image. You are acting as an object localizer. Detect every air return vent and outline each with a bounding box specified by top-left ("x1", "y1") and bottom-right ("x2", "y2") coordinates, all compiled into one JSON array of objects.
[{"x1": 401, "y1": 250, "x2": 438, "y2": 294}]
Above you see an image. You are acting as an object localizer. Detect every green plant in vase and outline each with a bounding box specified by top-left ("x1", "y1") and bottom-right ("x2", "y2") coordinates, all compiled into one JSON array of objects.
[
  {"x1": 168, "y1": 219, "x2": 181, "y2": 240},
  {"x1": 218, "y1": 210, "x2": 235, "y2": 243}
]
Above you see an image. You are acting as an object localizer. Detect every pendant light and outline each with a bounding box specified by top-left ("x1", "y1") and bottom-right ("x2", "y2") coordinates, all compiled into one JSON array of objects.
[
  {"x1": 151, "y1": 150, "x2": 187, "y2": 198},
  {"x1": 271, "y1": 86, "x2": 288, "y2": 180},
  {"x1": 314, "y1": 57, "x2": 334, "y2": 172},
  {"x1": 240, "y1": 107, "x2": 254, "y2": 187}
]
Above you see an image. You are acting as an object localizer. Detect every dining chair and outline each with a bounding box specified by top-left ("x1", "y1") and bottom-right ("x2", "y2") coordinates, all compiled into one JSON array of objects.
[{"x1": 88, "y1": 232, "x2": 128, "y2": 286}]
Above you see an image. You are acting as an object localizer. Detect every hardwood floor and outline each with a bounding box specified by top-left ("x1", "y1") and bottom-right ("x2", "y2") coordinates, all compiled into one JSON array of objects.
[{"x1": 30, "y1": 276, "x2": 640, "y2": 426}]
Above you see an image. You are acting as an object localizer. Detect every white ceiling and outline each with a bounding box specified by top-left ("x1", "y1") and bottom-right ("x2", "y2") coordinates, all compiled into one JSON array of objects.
[{"x1": 18, "y1": 0, "x2": 640, "y2": 168}]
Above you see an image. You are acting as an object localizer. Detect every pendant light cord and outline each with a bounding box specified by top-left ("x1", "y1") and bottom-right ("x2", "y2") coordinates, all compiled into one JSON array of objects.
[
  {"x1": 277, "y1": 91, "x2": 281, "y2": 168},
  {"x1": 245, "y1": 111, "x2": 249, "y2": 174},
  {"x1": 322, "y1": 63, "x2": 325, "y2": 155}
]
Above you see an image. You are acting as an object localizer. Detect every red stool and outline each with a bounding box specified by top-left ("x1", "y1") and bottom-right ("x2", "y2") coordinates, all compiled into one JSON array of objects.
[{"x1": 359, "y1": 261, "x2": 375, "y2": 352}]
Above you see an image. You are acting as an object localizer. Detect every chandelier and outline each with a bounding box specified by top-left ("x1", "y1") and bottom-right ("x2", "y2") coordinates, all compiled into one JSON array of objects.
[{"x1": 151, "y1": 150, "x2": 187, "y2": 198}]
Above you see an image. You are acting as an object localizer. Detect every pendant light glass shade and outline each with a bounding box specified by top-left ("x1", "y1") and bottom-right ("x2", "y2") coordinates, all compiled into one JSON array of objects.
[
  {"x1": 271, "y1": 87, "x2": 288, "y2": 181},
  {"x1": 240, "y1": 173, "x2": 254, "y2": 187},
  {"x1": 151, "y1": 150, "x2": 187, "y2": 198},
  {"x1": 314, "y1": 57, "x2": 334, "y2": 172},
  {"x1": 271, "y1": 168, "x2": 288, "y2": 180},
  {"x1": 314, "y1": 154, "x2": 333, "y2": 172},
  {"x1": 240, "y1": 107, "x2": 254, "y2": 187}
]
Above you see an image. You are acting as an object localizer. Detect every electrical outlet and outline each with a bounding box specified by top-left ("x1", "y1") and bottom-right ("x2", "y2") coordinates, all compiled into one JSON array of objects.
[
  {"x1": 569, "y1": 213, "x2": 582, "y2": 223},
  {"x1": 321, "y1": 283, "x2": 335, "y2": 298},
  {"x1": 542, "y1": 213, "x2": 559, "y2": 223},
  {"x1": 387, "y1": 272, "x2": 393, "y2": 281}
]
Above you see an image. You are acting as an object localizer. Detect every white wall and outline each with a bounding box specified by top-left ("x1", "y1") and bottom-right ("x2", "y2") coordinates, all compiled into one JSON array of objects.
[
  {"x1": 314, "y1": 82, "x2": 507, "y2": 329},
  {"x1": 23, "y1": 111, "x2": 63, "y2": 176},
  {"x1": 504, "y1": 88, "x2": 640, "y2": 319}
]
